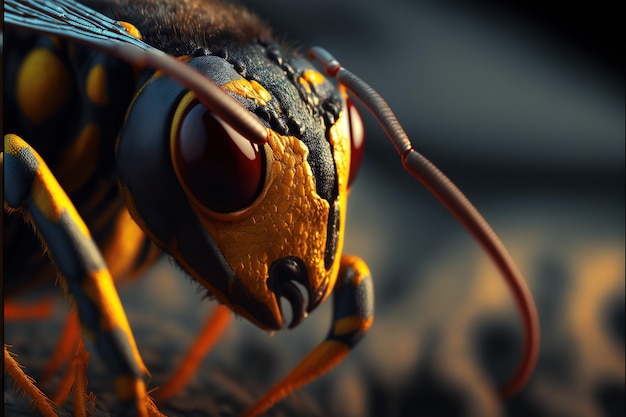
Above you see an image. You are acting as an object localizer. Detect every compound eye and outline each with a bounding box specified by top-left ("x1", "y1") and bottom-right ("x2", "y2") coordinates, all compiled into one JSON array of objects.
[
  {"x1": 174, "y1": 101, "x2": 265, "y2": 213},
  {"x1": 346, "y1": 97, "x2": 365, "y2": 188}
]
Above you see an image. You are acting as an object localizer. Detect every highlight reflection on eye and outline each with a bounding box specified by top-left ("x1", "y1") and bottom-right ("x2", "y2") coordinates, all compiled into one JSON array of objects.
[
  {"x1": 173, "y1": 101, "x2": 265, "y2": 213},
  {"x1": 346, "y1": 97, "x2": 365, "y2": 188}
]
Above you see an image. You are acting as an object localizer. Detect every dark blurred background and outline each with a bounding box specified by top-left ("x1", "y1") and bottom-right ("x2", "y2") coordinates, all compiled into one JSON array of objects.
[
  {"x1": 241, "y1": 0, "x2": 623, "y2": 177},
  {"x1": 231, "y1": 2, "x2": 625, "y2": 415},
  {"x1": 5, "y1": 1, "x2": 623, "y2": 416}
]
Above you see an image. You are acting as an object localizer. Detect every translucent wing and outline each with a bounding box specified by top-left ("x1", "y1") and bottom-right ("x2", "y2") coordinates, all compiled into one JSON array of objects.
[{"x1": 4, "y1": 0, "x2": 267, "y2": 144}]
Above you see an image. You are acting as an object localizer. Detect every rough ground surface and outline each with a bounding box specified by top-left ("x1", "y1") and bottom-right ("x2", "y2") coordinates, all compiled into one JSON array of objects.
[{"x1": 5, "y1": 167, "x2": 624, "y2": 417}]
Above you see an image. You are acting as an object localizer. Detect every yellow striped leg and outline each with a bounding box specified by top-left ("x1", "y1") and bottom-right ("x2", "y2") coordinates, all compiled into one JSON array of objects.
[
  {"x1": 242, "y1": 255, "x2": 374, "y2": 417},
  {"x1": 3, "y1": 134, "x2": 150, "y2": 417}
]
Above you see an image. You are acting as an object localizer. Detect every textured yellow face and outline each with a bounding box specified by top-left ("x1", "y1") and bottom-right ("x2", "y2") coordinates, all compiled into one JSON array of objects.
[{"x1": 189, "y1": 97, "x2": 351, "y2": 329}]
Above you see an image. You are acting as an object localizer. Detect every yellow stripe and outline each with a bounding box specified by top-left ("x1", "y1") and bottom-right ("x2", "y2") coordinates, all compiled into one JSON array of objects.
[
  {"x1": 7, "y1": 135, "x2": 92, "y2": 237},
  {"x1": 333, "y1": 315, "x2": 373, "y2": 335},
  {"x1": 82, "y1": 268, "x2": 147, "y2": 374},
  {"x1": 114, "y1": 374, "x2": 146, "y2": 402},
  {"x1": 340, "y1": 255, "x2": 371, "y2": 286}
]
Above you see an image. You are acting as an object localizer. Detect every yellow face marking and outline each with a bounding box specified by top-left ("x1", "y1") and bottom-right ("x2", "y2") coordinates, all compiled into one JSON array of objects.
[
  {"x1": 190, "y1": 102, "x2": 352, "y2": 322},
  {"x1": 17, "y1": 48, "x2": 72, "y2": 124},
  {"x1": 194, "y1": 129, "x2": 329, "y2": 321},
  {"x1": 222, "y1": 78, "x2": 272, "y2": 106},
  {"x1": 298, "y1": 77, "x2": 312, "y2": 94},
  {"x1": 166, "y1": 79, "x2": 352, "y2": 324},
  {"x1": 119, "y1": 21, "x2": 142, "y2": 40},
  {"x1": 302, "y1": 70, "x2": 325, "y2": 86},
  {"x1": 86, "y1": 64, "x2": 109, "y2": 105},
  {"x1": 56, "y1": 123, "x2": 101, "y2": 194},
  {"x1": 298, "y1": 70, "x2": 326, "y2": 95}
]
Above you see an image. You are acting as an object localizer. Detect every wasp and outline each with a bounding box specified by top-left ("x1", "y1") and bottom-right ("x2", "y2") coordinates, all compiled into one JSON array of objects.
[{"x1": 3, "y1": 0, "x2": 540, "y2": 416}]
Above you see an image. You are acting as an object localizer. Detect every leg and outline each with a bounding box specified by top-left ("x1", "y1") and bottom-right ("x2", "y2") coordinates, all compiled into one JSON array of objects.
[
  {"x1": 4, "y1": 297, "x2": 57, "y2": 320},
  {"x1": 4, "y1": 134, "x2": 150, "y2": 416},
  {"x1": 4, "y1": 298, "x2": 81, "y2": 408},
  {"x1": 48, "y1": 311, "x2": 83, "y2": 408},
  {"x1": 242, "y1": 255, "x2": 374, "y2": 417},
  {"x1": 42, "y1": 309, "x2": 81, "y2": 385},
  {"x1": 4, "y1": 345, "x2": 58, "y2": 417},
  {"x1": 155, "y1": 304, "x2": 231, "y2": 403},
  {"x1": 50, "y1": 335, "x2": 91, "y2": 412},
  {"x1": 71, "y1": 339, "x2": 92, "y2": 417},
  {"x1": 4, "y1": 297, "x2": 80, "y2": 389},
  {"x1": 4, "y1": 299, "x2": 88, "y2": 409}
]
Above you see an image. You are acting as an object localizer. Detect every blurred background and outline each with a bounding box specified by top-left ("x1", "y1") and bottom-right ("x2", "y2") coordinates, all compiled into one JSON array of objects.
[{"x1": 5, "y1": 0, "x2": 624, "y2": 416}]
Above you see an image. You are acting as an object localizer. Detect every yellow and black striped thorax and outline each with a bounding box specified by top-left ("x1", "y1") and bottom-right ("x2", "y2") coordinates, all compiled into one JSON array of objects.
[{"x1": 3, "y1": 20, "x2": 144, "y2": 294}]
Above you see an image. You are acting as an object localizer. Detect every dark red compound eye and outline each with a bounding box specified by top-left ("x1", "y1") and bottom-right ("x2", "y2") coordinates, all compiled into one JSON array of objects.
[
  {"x1": 346, "y1": 97, "x2": 365, "y2": 188},
  {"x1": 174, "y1": 102, "x2": 265, "y2": 213}
]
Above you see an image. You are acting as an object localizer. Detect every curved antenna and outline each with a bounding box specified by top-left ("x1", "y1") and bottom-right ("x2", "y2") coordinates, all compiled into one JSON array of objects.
[
  {"x1": 4, "y1": 0, "x2": 267, "y2": 145},
  {"x1": 309, "y1": 46, "x2": 540, "y2": 397}
]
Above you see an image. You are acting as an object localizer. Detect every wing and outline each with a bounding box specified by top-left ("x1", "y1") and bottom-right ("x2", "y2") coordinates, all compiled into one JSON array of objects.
[
  {"x1": 4, "y1": 0, "x2": 267, "y2": 144},
  {"x1": 4, "y1": 0, "x2": 148, "y2": 50}
]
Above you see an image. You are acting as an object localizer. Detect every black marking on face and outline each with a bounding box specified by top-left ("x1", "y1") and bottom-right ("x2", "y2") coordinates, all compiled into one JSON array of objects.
[{"x1": 324, "y1": 201, "x2": 341, "y2": 270}]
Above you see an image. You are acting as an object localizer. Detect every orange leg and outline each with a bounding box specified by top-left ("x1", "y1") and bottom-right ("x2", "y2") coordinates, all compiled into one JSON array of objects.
[
  {"x1": 4, "y1": 345, "x2": 59, "y2": 417},
  {"x1": 147, "y1": 397, "x2": 167, "y2": 417},
  {"x1": 51, "y1": 337, "x2": 165, "y2": 416},
  {"x1": 155, "y1": 304, "x2": 231, "y2": 402},
  {"x1": 41, "y1": 310, "x2": 81, "y2": 385},
  {"x1": 50, "y1": 354, "x2": 76, "y2": 407},
  {"x1": 5, "y1": 300, "x2": 81, "y2": 391},
  {"x1": 4, "y1": 299, "x2": 80, "y2": 411},
  {"x1": 4, "y1": 297, "x2": 57, "y2": 320},
  {"x1": 242, "y1": 256, "x2": 374, "y2": 417},
  {"x1": 71, "y1": 339, "x2": 91, "y2": 417}
]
